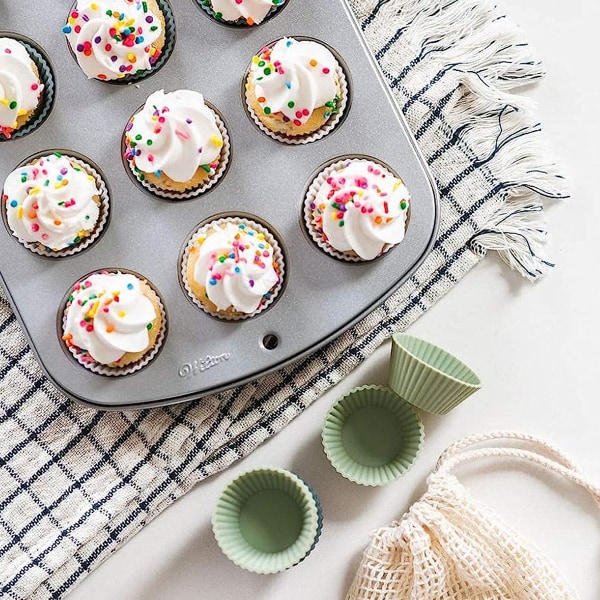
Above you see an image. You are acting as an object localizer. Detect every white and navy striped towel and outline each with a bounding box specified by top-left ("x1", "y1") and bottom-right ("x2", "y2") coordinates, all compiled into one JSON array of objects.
[{"x1": 0, "y1": 0, "x2": 567, "y2": 597}]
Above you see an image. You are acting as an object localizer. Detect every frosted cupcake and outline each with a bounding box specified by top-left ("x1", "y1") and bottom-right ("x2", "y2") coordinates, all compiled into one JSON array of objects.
[
  {"x1": 0, "y1": 36, "x2": 49, "y2": 139},
  {"x1": 123, "y1": 89, "x2": 230, "y2": 199},
  {"x1": 199, "y1": 0, "x2": 287, "y2": 26},
  {"x1": 61, "y1": 270, "x2": 166, "y2": 375},
  {"x1": 63, "y1": 0, "x2": 175, "y2": 82},
  {"x1": 182, "y1": 217, "x2": 284, "y2": 320},
  {"x1": 245, "y1": 37, "x2": 348, "y2": 143},
  {"x1": 2, "y1": 152, "x2": 109, "y2": 256},
  {"x1": 304, "y1": 158, "x2": 410, "y2": 261}
]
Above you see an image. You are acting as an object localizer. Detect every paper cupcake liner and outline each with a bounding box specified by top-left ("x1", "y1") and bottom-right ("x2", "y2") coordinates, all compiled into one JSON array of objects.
[
  {"x1": 137, "y1": 0, "x2": 177, "y2": 83},
  {"x1": 65, "y1": 0, "x2": 176, "y2": 85},
  {"x1": 389, "y1": 333, "x2": 482, "y2": 415},
  {"x1": 303, "y1": 156, "x2": 409, "y2": 262},
  {"x1": 3, "y1": 151, "x2": 111, "y2": 258},
  {"x1": 180, "y1": 215, "x2": 285, "y2": 320},
  {"x1": 212, "y1": 467, "x2": 322, "y2": 574},
  {"x1": 61, "y1": 269, "x2": 167, "y2": 377},
  {"x1": 124, "y1": 103, "x2": 231, "y2": 200},
  {"x1": 194, "y1": 0, "x2": 289, "y2": 27},
  {"x1": 243, "y1": 40, "x2": 349, "y2": 145},
  {"x1": 0, "y1": 32, "x2": 56, "y2": 141},
  {"x1": 322, "y1": 385, "x2": 424, "y2": 486}
]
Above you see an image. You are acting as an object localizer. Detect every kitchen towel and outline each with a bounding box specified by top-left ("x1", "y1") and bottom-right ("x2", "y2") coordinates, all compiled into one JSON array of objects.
[{"x1": 0, "y1": 0, "x2": 567, "y2": 596}]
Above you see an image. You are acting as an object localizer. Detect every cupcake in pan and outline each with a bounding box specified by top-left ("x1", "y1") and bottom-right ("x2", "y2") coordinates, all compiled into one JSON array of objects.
[
  {"x1": 181, "y1": 216, "x2": 285, "y2": 320},
  {"x1": 63, "y1": 0, "x2": 175, "y2": 83},
  {"x1": 244, "y1": 37, "x2": 348, "y2": 144},
  {"x1": 198, "y1": 0, "x2": 288, "y2": 27},
  {"x1": 61, "y1": 270, "x2": 166, "y2": 376},
  {"x1": 0, "y1": 35, "x2": 54, "y2": 140},
  {"x1": 123, "y1": 89, "x2": 230, "y2": 199},
  {"x1": 2, "y1": 151, "x2": 110, "y2": 257},
  {"x1": 304, "y1": 157, "x2": 410, "y2": 261}
]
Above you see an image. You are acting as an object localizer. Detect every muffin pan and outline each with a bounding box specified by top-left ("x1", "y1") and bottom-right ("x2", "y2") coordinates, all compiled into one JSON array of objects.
[{"x1": 0, "y1": 0, "x2": 439, "y2": 409}]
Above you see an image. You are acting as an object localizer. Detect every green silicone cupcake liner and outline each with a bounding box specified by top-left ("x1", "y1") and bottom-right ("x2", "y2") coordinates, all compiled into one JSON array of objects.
[
  {"x1": 0, "y1": 33, "x2": 56, "y2": 142},
  {"x1": 389, "y1": 333, "x2": 482, "y2": 415},
  {"x1": 212, "y1": 467, "x2": 322, "y2": 574},
  {"x1": 322, "y1": 385, "x2": 424, "y2": 486},
  {"x1": 194, "y1": 0, "x2": 290, "y2": 27}
]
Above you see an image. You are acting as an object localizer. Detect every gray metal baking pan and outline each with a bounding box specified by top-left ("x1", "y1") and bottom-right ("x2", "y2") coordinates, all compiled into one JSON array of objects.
[{"x1": 0, "y1": 0, "x2": 439, "y2": 409}]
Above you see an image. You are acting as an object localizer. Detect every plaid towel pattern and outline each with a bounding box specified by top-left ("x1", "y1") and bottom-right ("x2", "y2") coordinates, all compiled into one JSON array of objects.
[{"x1": 0, "y1": 0, "x2": 566, "y2": 597}]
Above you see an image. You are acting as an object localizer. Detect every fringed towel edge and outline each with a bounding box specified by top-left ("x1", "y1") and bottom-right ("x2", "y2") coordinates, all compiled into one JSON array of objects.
[{"x1": 351, "y1": 0, "x2": 569, "y2": 281}]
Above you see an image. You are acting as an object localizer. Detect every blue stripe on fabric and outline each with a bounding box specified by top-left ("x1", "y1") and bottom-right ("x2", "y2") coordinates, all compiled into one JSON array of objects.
[
  {"x1": 0, "y1": 511, "x2": 52, "y2": 598},
  {"x1": 0, "y1": 310, "x2": 16, "y2": 335},
  {"x1": 0, "y1": 375, "x2": 48, "y2": 421},
  {"x1": 20, "y1": 403, "x2": 204, "y2": 596},
  {"x1": 361, "y1": 0, "x2": 390, "y2": 30},
  {"x1": 0, "y1": 345, "x2": 31, "y2": 381},
  {"x1": 53, "y1": 379, "x2": 313, "y2": 594},
  {"x1": 0, "y1": 399, "x2": 82, "y2": 487},
  {"x1": 0, "y1": 397, "x2": 203, "y2": 593},
  {"x1": 0, "y1": 410, "x2": 105, "y2": 523},
  {"x1": 0, "y1": 411, "x2": 155, "y2": 579}
]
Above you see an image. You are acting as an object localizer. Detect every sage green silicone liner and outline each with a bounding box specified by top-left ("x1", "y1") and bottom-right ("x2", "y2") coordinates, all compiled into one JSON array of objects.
[
  {"x1": 212, "y1": 467, "x2": 322, "y2": 574},
  {"x1": 389, "y1": 333, "x2": 481, "y2": 415},
  {"x1": 322, "y1": 385, "x2": 424, "y2": 486}
]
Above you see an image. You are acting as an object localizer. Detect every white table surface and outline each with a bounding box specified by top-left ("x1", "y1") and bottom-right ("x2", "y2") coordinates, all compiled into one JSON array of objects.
[{"x1": 68, "y1": 0, "x2": 600, "y2": 598}]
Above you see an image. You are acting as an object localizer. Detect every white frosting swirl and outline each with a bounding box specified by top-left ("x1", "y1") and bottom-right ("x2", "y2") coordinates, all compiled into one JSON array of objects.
[
  {"x1": 63, "y1": 272, "x2": 158, "y2": 365},
  {"x1": 313, "y1": 161, "x2": 410, "y2": 260},
  {"x1": 209, "y1": 0, "x2": 283, "y2": 24},
  {"x1": 192, "y1": 222, "x2": 280, "y2": 314},
  {"x1": 250, "y1": 38, "x2": 339, "y2": 128},
  {"x1": 64, "y1": 0, "x2": 164, "y2": 81},
  {"x1": 0, "y1": 38, "x2": 44, "y2": 133},
  {"x1": 4, "y1": 154, "x2": 101, "y2": 251},
  {"x1": 125, "y1": 89, "x2": 223, "y2": 182}
]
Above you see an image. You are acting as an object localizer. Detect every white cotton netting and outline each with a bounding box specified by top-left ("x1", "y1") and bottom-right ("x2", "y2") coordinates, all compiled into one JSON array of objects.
[{"x1": 346, "y1": 432, "x2": 600, "y2": 600}]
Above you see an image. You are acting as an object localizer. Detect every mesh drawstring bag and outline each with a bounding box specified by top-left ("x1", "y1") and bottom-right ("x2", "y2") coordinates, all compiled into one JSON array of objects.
[{"x1": 346, "y1": 431, "x2": 600, "y2": 599}]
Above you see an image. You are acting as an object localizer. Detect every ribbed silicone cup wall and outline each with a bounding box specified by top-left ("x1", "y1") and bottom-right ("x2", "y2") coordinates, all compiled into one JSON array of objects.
[{"x1": 389, "y1": 334, "x2": 482, "y2": 415}]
